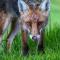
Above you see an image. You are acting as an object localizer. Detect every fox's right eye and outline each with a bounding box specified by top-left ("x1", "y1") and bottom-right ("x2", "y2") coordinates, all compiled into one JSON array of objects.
[{"x1": 29, "y1": 4, "x2": 33, "y2": 10}]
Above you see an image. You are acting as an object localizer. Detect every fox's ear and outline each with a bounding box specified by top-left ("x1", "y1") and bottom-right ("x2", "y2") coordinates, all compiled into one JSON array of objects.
[
  {"x1": 39, "y1": 0, "x2": 50, "y2": 12},
  {"x1": 18, "y1": 0, "x2": 29, "y2": 13}
]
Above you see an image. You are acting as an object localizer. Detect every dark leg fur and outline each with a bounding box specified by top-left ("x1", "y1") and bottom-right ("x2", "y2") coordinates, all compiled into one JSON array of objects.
[
  {"x1": 22, "y1": 31, "x2": 29, "y2": 55},
  {"x1": 38, "y1": 29, "x2": 45, "y2": 53},
  {"x1": 22, "y1": 44, "x2": 29, "y2": 56}
]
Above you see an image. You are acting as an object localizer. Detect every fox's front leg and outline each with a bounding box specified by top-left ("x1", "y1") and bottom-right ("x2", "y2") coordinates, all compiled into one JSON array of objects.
[
  {"x1": 22, "y1": 30, "x2": 29, "y2": 55},
  {"x1": 38, "y1": 29, "x2": 45, "y2": 53}
]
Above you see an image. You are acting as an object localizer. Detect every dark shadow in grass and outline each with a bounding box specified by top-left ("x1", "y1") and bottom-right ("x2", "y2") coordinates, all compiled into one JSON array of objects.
[{"x1": 45, "y1": 26, "x2": 60, "y2": 52}]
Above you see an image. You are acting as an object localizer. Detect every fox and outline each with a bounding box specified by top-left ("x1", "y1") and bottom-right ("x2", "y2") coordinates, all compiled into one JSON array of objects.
[
  {"x1": 0, "y1": 0, "x2": 50, "y2": 55},
  {"x1": 18, "y1": 0, "x2": 50, "y2": 55}
]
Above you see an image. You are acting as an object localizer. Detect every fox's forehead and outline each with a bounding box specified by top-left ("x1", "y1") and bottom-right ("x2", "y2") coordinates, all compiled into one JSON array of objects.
[
  {"x1": 23, "y1": 0, "x2": 44, "y2": 3},
  {"x1": 22, "y1": 0, "x2": 45, "y2": 5}
]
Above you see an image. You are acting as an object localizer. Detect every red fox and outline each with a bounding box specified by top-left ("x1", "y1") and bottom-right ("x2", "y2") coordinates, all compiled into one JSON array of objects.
[
  {"x1": 0, "y1": 0, "x2": 50, "y2": 55},
  {"x1": 18, "y1": 0, "x2": 50, "y2": 55}
]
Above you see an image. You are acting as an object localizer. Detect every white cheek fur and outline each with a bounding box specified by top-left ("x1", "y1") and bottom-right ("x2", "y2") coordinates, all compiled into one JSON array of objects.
[{"x1": 18, "y1": 0, "x2": 29, "y2": 12}]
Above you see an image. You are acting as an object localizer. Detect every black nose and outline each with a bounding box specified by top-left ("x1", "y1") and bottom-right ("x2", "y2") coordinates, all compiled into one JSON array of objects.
[{"x1": 32, "y1": 36, "x2": 37, "y2": 40}]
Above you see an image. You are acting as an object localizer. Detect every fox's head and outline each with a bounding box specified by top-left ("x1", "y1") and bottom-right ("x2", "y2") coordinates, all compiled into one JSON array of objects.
[{"x1": 18, "y1": 0, "x2": 50, "y2": 40}]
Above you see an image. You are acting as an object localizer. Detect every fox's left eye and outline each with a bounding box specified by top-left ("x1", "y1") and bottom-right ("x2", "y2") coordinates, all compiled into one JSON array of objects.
[{"x1": 26, "y1": 22, "x2": 31, "y2": 27}]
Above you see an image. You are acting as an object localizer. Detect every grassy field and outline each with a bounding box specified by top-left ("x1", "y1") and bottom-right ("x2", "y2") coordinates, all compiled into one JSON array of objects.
[{"x1": 0, "y1": 0, "x2": 60, "y2": 60}]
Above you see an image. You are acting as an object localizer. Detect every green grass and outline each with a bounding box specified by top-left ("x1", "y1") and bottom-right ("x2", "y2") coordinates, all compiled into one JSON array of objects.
[{"x1": 0, "y1": 0, "x2": 60, "y2": 60}]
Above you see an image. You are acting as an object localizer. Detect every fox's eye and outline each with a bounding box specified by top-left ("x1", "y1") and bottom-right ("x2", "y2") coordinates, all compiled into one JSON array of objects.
[
  {"x1": 36, "y1": 3, "x2": 40, "y2": 7},
  {"x1": 29, "y1": 4, "x2": 33, "y2": 10},
  {"x1": 38, "y1": 22, "x2": 43, "y2": 26},
  {"x1": 26, "y1": 22, "x2": 31, "y2": 27}
]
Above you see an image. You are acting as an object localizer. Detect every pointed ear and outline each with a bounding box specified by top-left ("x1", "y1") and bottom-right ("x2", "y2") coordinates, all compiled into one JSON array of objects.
[
  {"x1": 18, "y1": 0, "x2": 29, "y2": 12},
  {"x1": 39, "y1": 0, "x2": 50, "y2": 12}
]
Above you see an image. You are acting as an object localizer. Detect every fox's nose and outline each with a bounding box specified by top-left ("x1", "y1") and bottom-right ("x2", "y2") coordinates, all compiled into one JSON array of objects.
[
  {"x1": 32, "y1": 35, "x2": 40, "y2": 41},
  {"x1": 32, "y1": 36, "x2": 37, "y2": 40}
]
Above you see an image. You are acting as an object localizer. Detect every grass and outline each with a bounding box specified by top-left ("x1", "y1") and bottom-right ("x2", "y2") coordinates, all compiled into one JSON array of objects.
[{"x1": 0, "y1": 0, "x2": 60, "y2": 60}]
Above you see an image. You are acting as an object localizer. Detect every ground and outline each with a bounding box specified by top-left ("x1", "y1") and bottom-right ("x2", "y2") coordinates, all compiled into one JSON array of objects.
[{"x1": 0, "y1": 0, "x2": 60, "y2": 60}]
